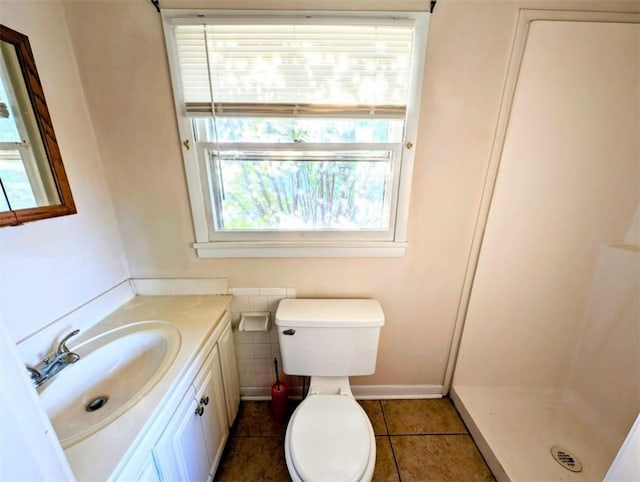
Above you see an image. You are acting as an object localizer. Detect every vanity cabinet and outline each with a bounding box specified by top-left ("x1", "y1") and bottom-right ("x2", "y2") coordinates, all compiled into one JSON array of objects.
[
  {"x1": 103, "y1": 308, "x2": 240, "y2": 482},
  {"x1": 218, "y1": 319, "x2": 240, "y2": 426},
  {"x1": 153, "y1": 345, "x2": 228, "y2": 482},
  {"x1": 53, "y1": 296, "x2": 239, "y2": 482}
]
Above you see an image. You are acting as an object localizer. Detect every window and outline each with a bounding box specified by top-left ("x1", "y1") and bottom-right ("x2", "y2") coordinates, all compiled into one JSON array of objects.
[{"x1": 162, "y1": 11, "x2": 429, "y2": 257}]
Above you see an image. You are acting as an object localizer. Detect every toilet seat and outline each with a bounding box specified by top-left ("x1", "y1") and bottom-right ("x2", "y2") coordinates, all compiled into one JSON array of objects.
[{"x1": 288, "y1": 395, "x2": 372, "y2": 481}]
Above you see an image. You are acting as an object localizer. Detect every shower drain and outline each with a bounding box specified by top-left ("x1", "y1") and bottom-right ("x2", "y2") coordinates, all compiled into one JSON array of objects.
[
  {"x1": 551, "y1": 446, "x2": 582, "y2": 472},
  {"x1": 86, "y1": 396, "x2": 108, "y2": 412}
]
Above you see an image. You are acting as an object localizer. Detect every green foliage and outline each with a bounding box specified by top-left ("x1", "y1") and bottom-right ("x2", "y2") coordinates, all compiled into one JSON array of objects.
[
  {"x1": 217, "y1": 158, "x2": 388, "y2": 230},
  {"x1": 213, "y1": 117, "x2": 401, "y2": 143},
  {"x1": 199, "y1": 116, "x2": 397, "y2": 231}
]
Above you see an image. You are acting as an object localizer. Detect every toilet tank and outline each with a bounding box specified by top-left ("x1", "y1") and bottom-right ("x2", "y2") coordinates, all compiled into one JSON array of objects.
[{"x1": 275, "y1": 299, "x2": 384, "y2": 376}]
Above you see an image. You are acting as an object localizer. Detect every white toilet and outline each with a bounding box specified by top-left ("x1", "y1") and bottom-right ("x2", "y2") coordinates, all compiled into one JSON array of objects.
[{"x1": 275, "y1": 298, "x2": 385, "y2": 482}]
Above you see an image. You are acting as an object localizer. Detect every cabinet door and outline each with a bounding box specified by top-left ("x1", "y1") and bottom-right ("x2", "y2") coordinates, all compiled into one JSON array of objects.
[
  {"x1": 153, "y1": 341, "x2": 231, "y2": 481},
  {"x1": 198, "y1": 345, "x2": 229, "y2": 478},
  {"x1": 135, "y1": 456, "x2": 161, "y2": 482},
  {"x1": 153, "y1": 386, "x2": 210, "y2": 482},
  {"x1": 218, "y1": 314, "x2": 241, "y2": 425}
]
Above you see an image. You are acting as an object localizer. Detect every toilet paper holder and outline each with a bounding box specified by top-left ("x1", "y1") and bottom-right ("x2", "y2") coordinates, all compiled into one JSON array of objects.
[{"x1": 239, "y1": 311, "x2": 270, "y2": 332}]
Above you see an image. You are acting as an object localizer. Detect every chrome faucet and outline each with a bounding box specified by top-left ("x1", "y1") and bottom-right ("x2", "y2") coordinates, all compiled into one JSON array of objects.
[
  {"x1": 26, "y1": 329, "x2": 81, "y2": 388},
  {"x1": 57, "y1": 329, "x2": 80, "y2": 356}
]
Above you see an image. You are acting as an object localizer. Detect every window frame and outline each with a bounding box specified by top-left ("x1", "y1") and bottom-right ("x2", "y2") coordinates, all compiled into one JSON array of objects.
[
  {"x1": 162, "y1": 9, "x2": 429, "y2": 258},
  {"x1": 200, "y1": 142, "x2": 403, "y2": 241}
]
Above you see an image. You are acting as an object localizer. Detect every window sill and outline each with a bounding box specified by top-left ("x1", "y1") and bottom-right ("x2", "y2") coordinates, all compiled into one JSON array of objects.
[{"x1": 193, "y1": 241, "x2": 407, "y2": 258}]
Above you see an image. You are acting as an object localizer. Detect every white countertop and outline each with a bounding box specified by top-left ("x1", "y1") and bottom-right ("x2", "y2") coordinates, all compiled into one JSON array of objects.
[{"x1": 62, "y1": 295, "x2": 232, "y2": 482}]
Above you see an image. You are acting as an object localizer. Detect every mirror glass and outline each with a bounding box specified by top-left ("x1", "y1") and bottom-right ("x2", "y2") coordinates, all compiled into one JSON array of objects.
[{"x1": 0, "y1": 25, "x2": 75, "y2": 226}]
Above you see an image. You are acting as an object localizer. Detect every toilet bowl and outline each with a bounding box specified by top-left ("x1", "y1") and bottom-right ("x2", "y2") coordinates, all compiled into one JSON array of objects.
[
  {"x1": 276, "y1": 299, "x2": 385, "y2": 482},
  {"x1": 284, "y1": 383, "x2": 376, "y2": 482}
]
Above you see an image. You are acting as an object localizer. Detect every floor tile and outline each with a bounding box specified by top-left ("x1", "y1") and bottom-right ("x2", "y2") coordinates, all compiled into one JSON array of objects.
[
  {"x1": 215, "y1": 437, "x2": 290, "y2": 481},
  {"x1": 233, "y1": 401, "x2": 288, "y2": 437},
  {"x1": 359, "y1": 400, "x2": 388, "y2": 435},
  {"x1": 220, "y1": 401, "x2": 494, "y2": 482},
  {"x1": 372, "y1": 436, "x2": 400, "y2": 482},
  {"x1": 382, "y1": 398, "x2": 467, "y2": 434},
  {"x1": 391, "y1": 434, "x2": 494, "y2": 482}
]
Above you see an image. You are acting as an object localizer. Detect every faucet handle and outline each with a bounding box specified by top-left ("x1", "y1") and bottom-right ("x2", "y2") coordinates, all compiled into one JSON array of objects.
[
  {"x1": 26, "y1": 366, "x2": 42, "y2": 386},
  {"x1": 56, "y1": 329, "x2": 80, "y2": 356}
]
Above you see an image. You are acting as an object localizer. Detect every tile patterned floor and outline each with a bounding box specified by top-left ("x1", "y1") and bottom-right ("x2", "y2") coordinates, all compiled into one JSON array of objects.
[{"x1": 215, "y1": 398, "x2": 494, "y2": 482}]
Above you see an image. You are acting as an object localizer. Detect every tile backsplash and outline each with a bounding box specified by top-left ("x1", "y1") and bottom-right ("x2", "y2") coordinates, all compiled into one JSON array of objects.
[{"x1": 229, "y1": 288, "x2": 296, "y2": 391}]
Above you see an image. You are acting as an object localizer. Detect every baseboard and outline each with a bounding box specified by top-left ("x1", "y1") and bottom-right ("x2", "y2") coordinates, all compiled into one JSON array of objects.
[
  {"x1": 352, "y1": 384, "x2": 443, "y2": 399},
  {"x1": 241, "y1": 384, "x2": 443, "y2": 401},
  {"x1": 241, "y1": 385, "x2": 305, "y2": 401}
]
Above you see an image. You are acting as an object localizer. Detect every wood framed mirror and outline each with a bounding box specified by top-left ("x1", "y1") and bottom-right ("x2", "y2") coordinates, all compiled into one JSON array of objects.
[{"x1": 0, "y1": 24, "x2": 76, "y2": 227}]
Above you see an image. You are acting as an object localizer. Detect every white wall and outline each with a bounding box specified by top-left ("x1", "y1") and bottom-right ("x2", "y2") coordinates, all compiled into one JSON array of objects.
[
  {"x1": 0, "y1": 4, "x2": 130, "y2": 476},
  {"x1": 0, "y1": 0, "x2": 130, "y2": 345}
]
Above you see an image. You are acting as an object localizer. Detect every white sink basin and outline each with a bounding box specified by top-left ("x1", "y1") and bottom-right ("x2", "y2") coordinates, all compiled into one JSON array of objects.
[{"x1": 39, "y1": 321, "x2": 181, "y2": 448}]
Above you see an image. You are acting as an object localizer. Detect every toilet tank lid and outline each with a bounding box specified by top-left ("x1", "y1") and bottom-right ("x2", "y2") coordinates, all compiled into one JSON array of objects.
[{"x1": 275, "y1": 299, "x2": 385, "y2": 328}]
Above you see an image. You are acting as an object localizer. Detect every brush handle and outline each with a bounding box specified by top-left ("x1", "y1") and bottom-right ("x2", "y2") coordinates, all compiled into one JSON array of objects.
[{"x1": 274, "y1": 357, "x2": 280, "y2": 384}]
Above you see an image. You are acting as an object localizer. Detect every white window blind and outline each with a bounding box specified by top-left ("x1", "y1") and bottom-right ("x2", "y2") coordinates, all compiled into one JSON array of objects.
[{"x1": 173, "y1": 21, "x2": 415, "y2": 117}]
